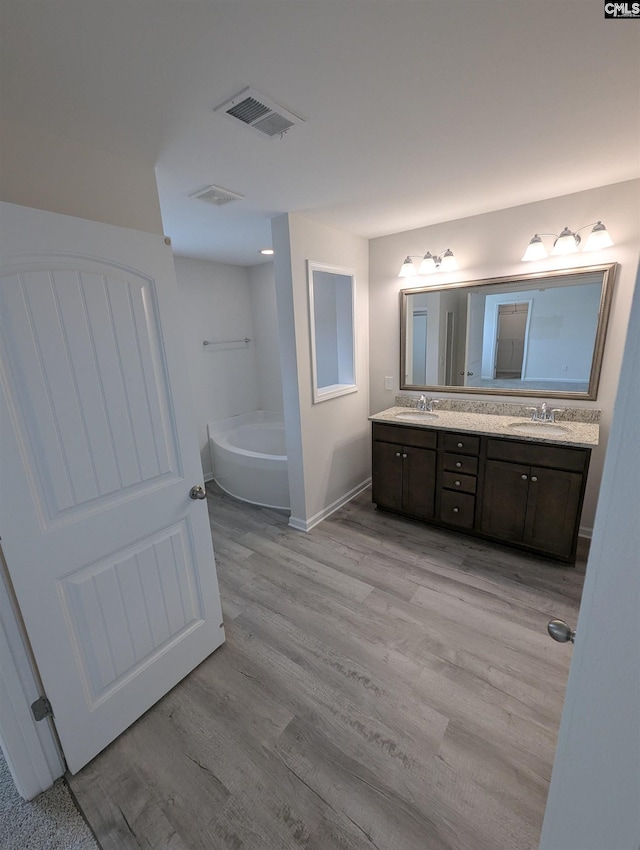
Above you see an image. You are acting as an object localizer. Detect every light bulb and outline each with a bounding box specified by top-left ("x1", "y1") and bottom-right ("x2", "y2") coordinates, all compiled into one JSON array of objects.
[
  {"x1": 552, "y1": 227, "x2": 580, "y2": 255},
  {"x1": 418, "y1": 253, "x2": 437, "y2": 274},
  {"x1": 398, "y1": 257, "x2": 417, "y2": 278},
  {"x1": 522, "y1": 234, "x2": 548, "y2": 262},
  {"x1": 439, "y1": 249, "x2": 458, "y2": 272},
  {"x1": 584, "y1": 221, "x2": 614, "y2": 252}
]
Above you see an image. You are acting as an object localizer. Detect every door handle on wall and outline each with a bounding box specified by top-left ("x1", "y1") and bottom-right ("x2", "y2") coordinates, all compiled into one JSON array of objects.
[{"x1": 547, "y1": 619, "x2": 575, "y2": 643}]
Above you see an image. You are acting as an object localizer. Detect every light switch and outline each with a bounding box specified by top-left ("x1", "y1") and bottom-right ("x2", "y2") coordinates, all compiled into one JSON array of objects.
[{"x1": 384, "y1": 376, "x2": 393, "y2": 390}]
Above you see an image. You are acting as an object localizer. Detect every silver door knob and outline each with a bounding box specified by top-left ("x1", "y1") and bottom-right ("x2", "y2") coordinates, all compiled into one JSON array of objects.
[
  {"x1": 189, "y1": 485, "x2": 207, "y2": 500},
  {"x1": 547, "y1": 619, "x2": 575, "y2": 643}
]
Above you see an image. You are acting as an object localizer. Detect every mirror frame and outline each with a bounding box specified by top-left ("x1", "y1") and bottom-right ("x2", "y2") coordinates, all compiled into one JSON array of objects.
[{"x1": 400, "y1": 263, "x2": 617, "y2": 401}]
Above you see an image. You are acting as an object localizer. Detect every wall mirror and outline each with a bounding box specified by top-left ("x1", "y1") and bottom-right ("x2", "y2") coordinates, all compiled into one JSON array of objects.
[
  {"x1": 400, "y1": 263, "x2": 616, "y2": 400},
  {"x1": 308, "y1": 261, "x2": 357, "y2": 403}
]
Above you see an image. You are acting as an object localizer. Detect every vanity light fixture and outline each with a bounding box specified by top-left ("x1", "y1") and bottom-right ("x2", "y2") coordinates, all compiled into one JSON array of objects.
[
  {"x1": 398, "y1": 248, "x2": 458, "y2": 278},
  {"x1": 522, "y1": 221, "x2": 613, "y2": 262}
]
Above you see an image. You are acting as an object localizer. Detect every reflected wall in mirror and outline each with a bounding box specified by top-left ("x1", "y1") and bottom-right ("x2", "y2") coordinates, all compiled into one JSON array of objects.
[{"x1": 401, "y1": 264, "x2": 616, "y2": 400}]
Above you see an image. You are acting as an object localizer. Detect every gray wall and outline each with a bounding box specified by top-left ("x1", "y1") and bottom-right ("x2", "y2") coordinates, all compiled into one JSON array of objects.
[
  {"x1": 249, "y1": 262, "x2": 284, "y2": 414},
  {"x1": 273, "y1": 212, "x2": 370, "y2": 529}
]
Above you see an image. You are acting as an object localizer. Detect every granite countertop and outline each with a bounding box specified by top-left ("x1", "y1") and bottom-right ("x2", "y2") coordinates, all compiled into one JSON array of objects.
[{"x1": 369, "y1": 406, "x2": 599, "y2": 448}]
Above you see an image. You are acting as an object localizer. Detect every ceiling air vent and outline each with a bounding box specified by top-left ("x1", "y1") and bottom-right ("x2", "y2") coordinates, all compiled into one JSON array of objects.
[
  {"x1": 189, "y1": 185, "x2": 244, "y2": 206},
  {"x1": 214, "y1": 86, "x2": 304, "y2": 139}
]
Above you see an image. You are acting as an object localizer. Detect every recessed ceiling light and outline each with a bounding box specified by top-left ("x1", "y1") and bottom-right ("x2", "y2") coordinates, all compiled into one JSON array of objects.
[{"x1": 260, "y1": 248, "x2": 274, "y2": 255}]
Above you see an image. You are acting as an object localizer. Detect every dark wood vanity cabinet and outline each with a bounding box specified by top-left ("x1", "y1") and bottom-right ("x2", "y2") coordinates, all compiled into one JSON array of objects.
[
  {"x1": 480, "y1": 439, "x2": 589, "y2": 561},
  {"x1": 371, "y1": 423, "x2": 437, "y2": 520},
  {"x1": 372, "y1": 422, "x2": 591, "y2": 562}
]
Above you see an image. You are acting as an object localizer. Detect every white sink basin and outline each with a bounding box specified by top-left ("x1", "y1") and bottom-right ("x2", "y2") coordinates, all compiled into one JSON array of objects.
[
  {"x1": 506, "y1": 422, "x2": 568, "y2": 437},
  {"x1": 394, "y1": 411, "x2": 439, "y2": 423}
]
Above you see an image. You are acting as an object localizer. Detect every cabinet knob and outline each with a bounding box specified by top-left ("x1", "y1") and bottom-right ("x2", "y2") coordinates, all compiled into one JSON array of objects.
[
  {"x1": 521, "y1": 474, "x2": 528, "y2": 480},
  {"x1": 453, "y1": 507, "x2": 459, "y2": 513},
  {"x1": 457, "y1": 442, "x2": 463, "y2": 448},
  {"x1": 455, "y1": 462, "x2": 462, "y2": 468},
  {"x1": 455, "y1": 480, "x2": 461, "y2": 486},
  {"x1": 531, "y1": 476, "x2": 538, "y2": 482},
  {"x1": 395, "y1": 452, "x2": 401, "y2": 457},
  {"x1": 402, "y1": 453, "x2": 408, "y2": 458}
]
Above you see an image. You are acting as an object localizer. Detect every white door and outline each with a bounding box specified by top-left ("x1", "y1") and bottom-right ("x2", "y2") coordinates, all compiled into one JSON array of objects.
[
  {"x1": 464, "y1": 292, "x2": 485, "y2": 386},
  {"x1": 0, "y1": 203, "x2": 225, "y2": 774},
  {"x1": 539, "y1": 266, "x2": 640, "y2": 848}
]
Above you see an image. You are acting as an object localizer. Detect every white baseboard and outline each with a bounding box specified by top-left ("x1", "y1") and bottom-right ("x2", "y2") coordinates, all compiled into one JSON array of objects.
[
  {"x1": 203, "y1": 472, "x2": 214, "y2": 483},
  {"x1": 288, "y1": 478, "x2": 371, "y2": 533},
  {"x1": 579, "y1": 525, "x2": 593, "y2": 540}
]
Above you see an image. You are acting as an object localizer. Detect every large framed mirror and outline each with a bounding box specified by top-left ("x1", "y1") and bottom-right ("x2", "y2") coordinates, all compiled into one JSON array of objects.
[{"x1": 400, "y1": 263, "x2": 617, "y2": 400}]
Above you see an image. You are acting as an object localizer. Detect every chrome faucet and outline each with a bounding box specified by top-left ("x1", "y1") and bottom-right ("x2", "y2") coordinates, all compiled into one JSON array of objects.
[
  {"x1": 417, "y1": 395, "x2": 440, "y2": 412},
  {"x1": 527, "y1": 402, "x2": 562, "y2": 423}
]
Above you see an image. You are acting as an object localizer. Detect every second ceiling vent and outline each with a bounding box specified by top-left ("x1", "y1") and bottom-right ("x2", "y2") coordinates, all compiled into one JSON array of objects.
[
  {"x1": 214, "y1": 86, "x2": 304, "y2": 139},
  {"x1": 189, "y1": 185, "x2": 244, "y2": 206}
]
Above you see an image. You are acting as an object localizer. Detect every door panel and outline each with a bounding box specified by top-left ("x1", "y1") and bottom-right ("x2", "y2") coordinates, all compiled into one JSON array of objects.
[
  {"x1": 372, "y1": 441, "x2": 403, "y2": 512},
  {"x1": 403, "y1": 447, "x2": 436, "y2": 519},
  {"x1": 480, "y1": 459, "x2": 529, "y2": 542},
  {"x1": 0, "y1": 203, "x2": 225, "y2": 773},
  {"x1": 1, "y1": 266, "x2": 178, "y2": 523},
  {"x1": 523, "y1": 466, "x2": 583, "y2": 558},
  {"x1": 59, "y1": 520, "x2": 202, "y2": 706}
]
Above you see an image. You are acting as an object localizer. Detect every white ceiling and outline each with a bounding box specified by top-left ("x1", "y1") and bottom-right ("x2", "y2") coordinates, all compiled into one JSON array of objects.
[{"x1": 2, "y1": 0, "x2": 639, "y2": 266}]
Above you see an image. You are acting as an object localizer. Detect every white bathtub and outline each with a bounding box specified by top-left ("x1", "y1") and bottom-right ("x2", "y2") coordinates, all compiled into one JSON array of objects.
[{"x1": 207, "y1": 412, "x2": 290, "y2": 511}]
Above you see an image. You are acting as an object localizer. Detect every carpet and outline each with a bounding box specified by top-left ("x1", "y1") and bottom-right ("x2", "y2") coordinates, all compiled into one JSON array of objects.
[{"x1": 0, "y1": 749, "x2": 100, "y2": 850}]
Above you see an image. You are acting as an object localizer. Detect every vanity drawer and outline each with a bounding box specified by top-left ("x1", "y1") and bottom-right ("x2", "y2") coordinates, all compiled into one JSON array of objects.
[
  {"x1": 439, "y1": 490, "x2": 475, "y2": 528},
  {"x1": 373, "y1": 422, "x2": 437, "y2": 449},
  {"x1": 442, "y1": 432, "x2": 481, "y2": 456},
  {"x1": 442, "y1": 453, "x2": 478, "y2": 475},
  {"x1": 442, "y1": 471, "x2": 477, "y2": 494},
  {"x1": 486, "y1": 438, "x2": 588, "y2": 472}
]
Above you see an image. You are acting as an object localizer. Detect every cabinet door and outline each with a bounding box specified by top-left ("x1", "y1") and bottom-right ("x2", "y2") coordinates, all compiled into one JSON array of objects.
[
  {"x1": 372, "y1": 441, "x2": 403, "y2": 512},
  {"x1": 481, "y1": 459, "x2": 530, "y2": 543},
  {"x1": 403, "y1": 447, "x2": 436, "y2": 520},
  {"x1": 523, "y1": 466, "x2": 584, "y2": 559}
]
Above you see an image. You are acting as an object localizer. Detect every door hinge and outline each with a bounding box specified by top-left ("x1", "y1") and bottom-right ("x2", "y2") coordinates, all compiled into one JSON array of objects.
[{"x1": 31, "y1": 695, "x2": 53, "y2": 721}]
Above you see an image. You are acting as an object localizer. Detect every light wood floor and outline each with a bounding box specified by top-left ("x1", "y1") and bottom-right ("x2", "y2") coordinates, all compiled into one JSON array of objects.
[{"x1": 69, "y1": 484, "x2": 586, "y2": 850}]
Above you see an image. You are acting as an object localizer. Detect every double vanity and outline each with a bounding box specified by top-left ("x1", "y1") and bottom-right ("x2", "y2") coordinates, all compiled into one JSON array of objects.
[{"x1": 370, "y1": 403, "x2": 599, "y2": 563}]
